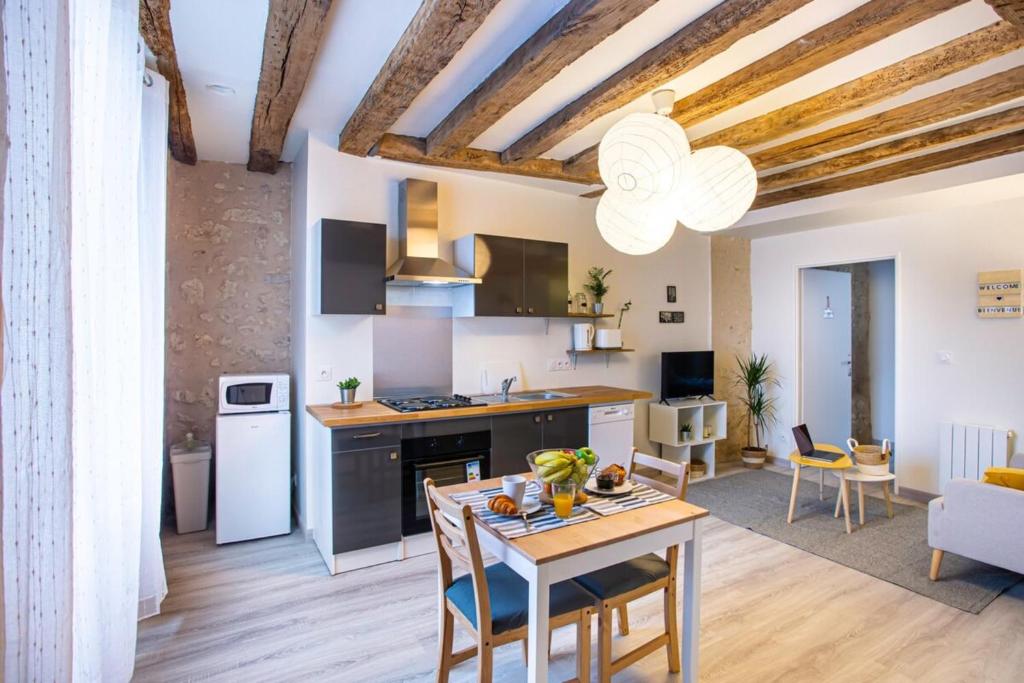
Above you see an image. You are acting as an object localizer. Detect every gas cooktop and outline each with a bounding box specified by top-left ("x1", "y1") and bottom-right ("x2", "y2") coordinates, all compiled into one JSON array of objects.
[{"x1": 377, "y1": 394, "x2": 482, "y2": 413}]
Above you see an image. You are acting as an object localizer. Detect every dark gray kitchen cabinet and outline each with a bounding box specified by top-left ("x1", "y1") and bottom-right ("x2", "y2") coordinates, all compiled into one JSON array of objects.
[
  {"x1": 541, "y1": 407, "x2": 588, "y2": 450},
  {"x1": 490, "y1": 408, "x2": 588, "y2": 477},
  {"x1": 490, "y1": 412, "x2": 543, "y2": 477},
  {"x1": 318, "y1": 218, "x2": 386, "y2": 315},
  {"x1": 454, "y1": 233, "x2": 567, "y2": 317},
  {"x1": 524, "y1": 239, "x2": 568, "y2": 317},
  {"x1": 331, "y1": 445, "x2": 401, "y2": 554}
]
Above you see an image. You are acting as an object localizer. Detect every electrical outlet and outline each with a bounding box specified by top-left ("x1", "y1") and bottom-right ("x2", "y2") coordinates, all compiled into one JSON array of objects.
[
  {"x1": 317, "y1": 365, "x2": 333, "y2": 382},
  {"x1": 547, "y1": 358, "x2": 572, "y2": 372},
  {"x1": 937, "y1": 351, "x2": 953, "y2": 365}
]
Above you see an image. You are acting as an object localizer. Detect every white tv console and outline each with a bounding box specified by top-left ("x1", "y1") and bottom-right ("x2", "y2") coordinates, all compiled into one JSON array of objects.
[{"x1": 649, "y1": 399, "x2": 728, "y2": 479}]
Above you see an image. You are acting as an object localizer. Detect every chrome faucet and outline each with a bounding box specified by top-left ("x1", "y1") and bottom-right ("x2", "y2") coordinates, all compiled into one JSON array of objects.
[{"x1": 500, "y1": 377, "x2": 516, "y2": 402}]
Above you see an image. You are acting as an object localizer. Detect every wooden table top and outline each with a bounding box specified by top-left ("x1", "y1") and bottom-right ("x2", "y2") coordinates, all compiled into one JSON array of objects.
[
  {"x1": 439, "y1": 474, "x2": 709, "y2": 566},
  {"x1": 306, "y1": 385, "x2": 653, "y2": 428}
]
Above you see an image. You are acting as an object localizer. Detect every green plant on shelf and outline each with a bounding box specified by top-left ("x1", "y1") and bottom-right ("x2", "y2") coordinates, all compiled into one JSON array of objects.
[
  {"x1": 680, "y1": 422, "x2": 694, "y2": 440},
  {"x1": 583, "y1": 266, "x2": 612, "y2": 303},
  {"x1": 337, "y1": 377, "x2": 361, "y2": 391}
]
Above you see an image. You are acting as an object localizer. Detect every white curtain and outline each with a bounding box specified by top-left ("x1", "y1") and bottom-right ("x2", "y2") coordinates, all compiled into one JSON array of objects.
[
  {"x1": 137, "y1": 69, "x2": 168, "y2": 621},
  {"x1": 3, "y1": 0, "x2": 148, "y2": 679}
]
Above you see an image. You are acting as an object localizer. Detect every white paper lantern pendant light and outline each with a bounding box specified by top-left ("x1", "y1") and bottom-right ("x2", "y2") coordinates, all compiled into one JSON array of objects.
[
  {"x1": 594, "y1": 89, "x2": 758, "y2": 254},
  {"x1": 676, "y1": 146, "x2": 758, "y2": 233}
]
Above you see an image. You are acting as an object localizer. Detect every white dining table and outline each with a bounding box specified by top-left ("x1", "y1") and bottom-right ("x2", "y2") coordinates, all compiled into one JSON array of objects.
[{"x1": 441, "y1": 475, "x2": 708, "y2": 683}]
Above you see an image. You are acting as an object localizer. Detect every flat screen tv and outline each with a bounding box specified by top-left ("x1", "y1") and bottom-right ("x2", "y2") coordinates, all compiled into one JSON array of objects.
[{"x1": 661, "y1": 351, "x2": 714, "y2": 401}]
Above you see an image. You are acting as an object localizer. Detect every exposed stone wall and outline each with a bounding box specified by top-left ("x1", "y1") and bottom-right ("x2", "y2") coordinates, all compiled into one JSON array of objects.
[
  {"x1": 165, "y1": 160, "x2": 291, "y2": 500},
  {"x1": 710, "y1": 235, "x2": 752, "y2": 462}
]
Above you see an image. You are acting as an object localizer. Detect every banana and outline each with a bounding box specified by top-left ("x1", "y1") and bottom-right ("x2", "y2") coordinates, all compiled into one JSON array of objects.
[
  {"x1": 542, "y1": 465, "x2": 572, "y2": 483},
  {"x1": 535, "y1": 451, "x2": 565, "y2": 466}
]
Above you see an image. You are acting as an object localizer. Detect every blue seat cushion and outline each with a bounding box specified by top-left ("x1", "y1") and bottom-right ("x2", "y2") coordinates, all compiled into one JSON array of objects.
[
  {"x1": 572, "y1": 553, "x2": 670, "y2": 599},
  {"x1": 445, "y1": 563, "x2": 593, "y2": 635}
]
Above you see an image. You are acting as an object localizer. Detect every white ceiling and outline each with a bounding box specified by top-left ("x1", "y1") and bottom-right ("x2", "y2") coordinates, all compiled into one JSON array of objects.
[{"x1": 169, "y1": 0, "x2": 1022, "y2": 196}]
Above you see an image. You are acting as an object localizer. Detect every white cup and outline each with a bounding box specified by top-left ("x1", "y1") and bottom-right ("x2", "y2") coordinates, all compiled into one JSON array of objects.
[{"x1": 501, "y1": 475, "x2": 526, "y2": 508}]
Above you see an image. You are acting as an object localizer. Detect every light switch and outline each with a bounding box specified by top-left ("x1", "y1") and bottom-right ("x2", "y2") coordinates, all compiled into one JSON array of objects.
[{"x1": 937, "y1": 351, "x2": 953, "y2": 365}]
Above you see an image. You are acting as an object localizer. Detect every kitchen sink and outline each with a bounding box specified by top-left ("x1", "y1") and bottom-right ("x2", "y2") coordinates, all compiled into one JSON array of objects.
[
  {"x1": 472, "y1": 390, "x2": 576, "y2": 404},
  {"x1": 509, "y1": 391, "x2": 576, "y2": 401}
]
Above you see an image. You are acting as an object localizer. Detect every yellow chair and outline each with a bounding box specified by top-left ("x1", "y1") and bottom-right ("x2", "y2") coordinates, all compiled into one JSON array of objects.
[{"x1": 787, "y1": 444, "x2": 854, "y2": 534}]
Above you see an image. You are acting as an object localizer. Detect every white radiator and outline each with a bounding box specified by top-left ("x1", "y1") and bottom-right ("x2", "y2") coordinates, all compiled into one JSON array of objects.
[{"x1": 938, "y1": 422, "x2": 1011, "y2": 489}]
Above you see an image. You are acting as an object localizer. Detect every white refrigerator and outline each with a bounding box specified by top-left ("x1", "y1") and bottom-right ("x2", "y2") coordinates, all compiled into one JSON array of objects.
[{"x1": 215, "y1": 410, "x2": 291, "y2": 544}]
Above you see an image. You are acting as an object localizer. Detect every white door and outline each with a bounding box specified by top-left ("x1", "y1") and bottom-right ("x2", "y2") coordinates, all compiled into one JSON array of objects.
[
  {"x1": 216, "y1": 411, "x2": 291, "y2": 544},
  {"x1": 801, "y1": 269, "x2": 852, "y2": 449}
]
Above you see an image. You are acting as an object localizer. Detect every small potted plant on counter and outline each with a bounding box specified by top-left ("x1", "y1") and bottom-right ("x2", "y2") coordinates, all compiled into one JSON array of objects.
[
  {"x1": 337, "y1": 377, "x2": 361, "y2": 404},
  {"x1": 734, "y1": 353, "x2": 779, "y2": 469},
  {"x1": 680, "y1": 422, "x2": 694, "y2": 442},
  {"x1": 584, "y1": 266, "x2": 611, "y2": 314}
]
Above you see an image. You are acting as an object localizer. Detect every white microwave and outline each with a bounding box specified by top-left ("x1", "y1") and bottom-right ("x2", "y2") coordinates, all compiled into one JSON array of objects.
[{"x1": 218, "y1": 373, "x2": 290, "y2": 414}]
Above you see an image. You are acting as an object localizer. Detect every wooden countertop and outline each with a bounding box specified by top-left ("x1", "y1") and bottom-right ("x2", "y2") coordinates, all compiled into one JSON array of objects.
[{"x1": 306, "y1": 385, "x2": 652, "y2": 428}]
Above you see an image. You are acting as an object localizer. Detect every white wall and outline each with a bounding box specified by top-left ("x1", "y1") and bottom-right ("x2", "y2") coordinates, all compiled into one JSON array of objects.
[
  {"x1": 752, "y1": 197, "x2": 1024, "y2": 494},
  {"x1": 869, "y1": 260, "x2": 895, "y2": 443},
  {"x1": 292, "y1": 132, "x2": 711, "y2": 527}
]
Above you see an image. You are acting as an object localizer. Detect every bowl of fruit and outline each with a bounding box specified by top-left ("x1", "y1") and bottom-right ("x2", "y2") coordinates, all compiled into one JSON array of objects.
[{"x1": 526, "y1": 447, "x2": 599, "y2": 504}]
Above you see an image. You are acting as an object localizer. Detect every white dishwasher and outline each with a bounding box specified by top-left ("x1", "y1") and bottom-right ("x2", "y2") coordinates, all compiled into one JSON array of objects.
[{"x1": 589, "y1": 403, "x2": 635, "y2": 469}]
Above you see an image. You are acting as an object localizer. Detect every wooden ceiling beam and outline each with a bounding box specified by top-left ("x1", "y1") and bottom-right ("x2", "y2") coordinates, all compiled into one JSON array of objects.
[
  {"x1": 371, "y1": 134, "x2": 601, "y2": 185},
  {"x1": 695, "y1": 21, "x2": 1023, "y2": 151},
  {"x1": 248, "y1": 0, "x2": 332, "y2": 174},
  {"x1": 139, "y1": 0, "x2": 197, "y2": 164},
  {"x1": 501, "y1": 0, "x2": 813, "y2": 164},
  {"x1": 758, "y1": 106, "x2": 1024, "y2": 193},
  {"x1": 563, "y1": 0, "x2": 969, "y2": 177},
  {"x1": 751, "y1": 129, "x2": 1024, "y2": 208},
  {"x1": 425, "y1": 0, "x2": 659, "y2": 157},
  {"x1": 338, "y1": 0, "x2": 501, "y2": 157},
  {"x1": 985, "y1": 1, "x2": 1024, "y2": 32},
  {"x1": 750, "y1": 66, "x2": 1024, "y2": 170}
]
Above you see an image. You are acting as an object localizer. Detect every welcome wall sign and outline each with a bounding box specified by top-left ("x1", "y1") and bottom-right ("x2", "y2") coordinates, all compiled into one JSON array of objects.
[{"x1": 977, "y1": 269, "x2": 1022, "y2": 318}]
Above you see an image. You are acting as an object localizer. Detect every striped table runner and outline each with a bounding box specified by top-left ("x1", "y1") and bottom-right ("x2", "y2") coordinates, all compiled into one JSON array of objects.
[
  {"x1": 448, "y1": 481, "x2": 599, "y2": 539},
  {"x1": 583, "y1": 483, "x2": 675, "y2": 516}
]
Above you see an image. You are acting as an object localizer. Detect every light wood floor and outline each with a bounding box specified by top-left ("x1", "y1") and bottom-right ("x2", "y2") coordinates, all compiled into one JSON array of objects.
[{"x1": 135, "y1": 472, "x2": 1024, "y2": 682}]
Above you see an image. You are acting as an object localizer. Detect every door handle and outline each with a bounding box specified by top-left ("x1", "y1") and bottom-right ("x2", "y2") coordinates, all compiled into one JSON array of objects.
[
  {"x1": 546, "y1": 414, "x2": 553, "y2": 422},
  {"x1": 374, "y1": 303, "x2": 383, "y2": 311},
  {"x1": 533, "y1": 415, "x2": 541, "y2": 424},
  {"x1": 352, "y1": 432, "x2": 382, "y2": 439},
  {"x1": 527, "y1": 307, "x2": 535, "y2": 314},
  {"x1": 515, "y1": 306, "x2": 523, "y2": 314},
  {"x1": 389, "y1": 452, "x2": 398, "y2": 461}
]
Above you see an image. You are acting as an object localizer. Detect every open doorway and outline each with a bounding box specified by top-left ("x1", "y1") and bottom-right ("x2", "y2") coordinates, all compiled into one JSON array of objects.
[{"x1": 800, "y1": 260, "x2": 896, "y2": 460}]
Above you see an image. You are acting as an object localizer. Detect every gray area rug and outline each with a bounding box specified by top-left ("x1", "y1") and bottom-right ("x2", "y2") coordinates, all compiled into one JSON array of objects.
[{"x1": 687, "y1": 469, "x2": 1022, "y2": 613}]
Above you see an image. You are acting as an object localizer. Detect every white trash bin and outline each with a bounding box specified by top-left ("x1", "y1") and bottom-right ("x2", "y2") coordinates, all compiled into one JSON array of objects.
[{"x1": 170, "y1": 433, "x2": 212, "y2": 534}]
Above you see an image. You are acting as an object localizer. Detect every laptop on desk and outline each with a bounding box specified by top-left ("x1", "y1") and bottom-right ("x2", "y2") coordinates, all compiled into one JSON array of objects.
[{"x1": 792, "y1": 424, "x2": 843, "y2": 463}]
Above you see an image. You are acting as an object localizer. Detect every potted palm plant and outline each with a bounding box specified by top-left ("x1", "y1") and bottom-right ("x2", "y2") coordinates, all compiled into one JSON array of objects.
[
  {"x1": 734, "y1": 353, "x2": 779, "y2": 469},
  {"x1": 584, "y1": 266, "x2": 611, "y2": 314}
]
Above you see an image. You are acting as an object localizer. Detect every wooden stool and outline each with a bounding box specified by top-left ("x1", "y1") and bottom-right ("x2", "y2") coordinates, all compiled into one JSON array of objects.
[
  {"x1": 787, "y1": 446, "x2": 854, "y2": 534},
  {"x1": 832, "y1": 469, "x2": 896, "y2": 526}
]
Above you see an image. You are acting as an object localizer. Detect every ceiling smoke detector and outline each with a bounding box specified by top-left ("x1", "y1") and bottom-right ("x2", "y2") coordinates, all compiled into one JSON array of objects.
[{"x1": 205, "y1": 83, "x2": 236, "y2": 96}]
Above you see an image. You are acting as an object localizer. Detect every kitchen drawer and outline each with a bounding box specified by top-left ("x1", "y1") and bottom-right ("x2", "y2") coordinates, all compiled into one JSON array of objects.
[{"x1": 332, "y1": 425, "x2": 402, "y2": 451}]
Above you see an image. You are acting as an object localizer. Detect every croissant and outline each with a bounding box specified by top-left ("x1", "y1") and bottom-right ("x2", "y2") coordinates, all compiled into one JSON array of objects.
[
  {"x1": 487, "y1": 494, "x2": 518, "y2": 515},
  {"x1": 601, "y1": 464, "x2": 627, "y2": 486}
]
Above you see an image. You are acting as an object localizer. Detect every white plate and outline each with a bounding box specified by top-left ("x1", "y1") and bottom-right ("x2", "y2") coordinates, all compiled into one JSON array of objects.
[
  {"x1": 489, "y1": 496, "x2": 542, "y2": 517},
  {"x1": 584, "y1": 478, "x2": 635, "y2": 497}
]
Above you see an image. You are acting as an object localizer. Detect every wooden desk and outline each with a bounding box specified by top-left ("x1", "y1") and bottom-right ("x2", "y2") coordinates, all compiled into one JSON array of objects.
[{"x1": 440, "y1": 475, "x2": 709, "y2": 683}]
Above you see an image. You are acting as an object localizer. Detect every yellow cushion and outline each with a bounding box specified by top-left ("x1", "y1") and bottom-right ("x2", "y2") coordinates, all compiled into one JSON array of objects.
[{"x1": 982, "y1": 467, "x2": 1024, "y2": 491}]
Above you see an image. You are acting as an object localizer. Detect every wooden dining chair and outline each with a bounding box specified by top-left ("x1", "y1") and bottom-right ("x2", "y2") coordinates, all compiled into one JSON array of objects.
[
  {"x1": 423, "y1": 478, "x2": 593, "y2": 683},
  {"x1": 572, "y1": 449, "x2": 690, "y2": 682}
]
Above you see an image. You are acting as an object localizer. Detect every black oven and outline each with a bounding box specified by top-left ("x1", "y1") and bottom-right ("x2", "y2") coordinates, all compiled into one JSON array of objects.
[{"x1": 401, "y1": 430, "x2": 490, "y2": 536}]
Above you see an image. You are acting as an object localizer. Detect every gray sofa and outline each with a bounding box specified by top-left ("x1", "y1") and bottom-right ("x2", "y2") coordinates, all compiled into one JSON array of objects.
[{"x1": 928, "y1": 461, "x2": 1024, "y2": 580}]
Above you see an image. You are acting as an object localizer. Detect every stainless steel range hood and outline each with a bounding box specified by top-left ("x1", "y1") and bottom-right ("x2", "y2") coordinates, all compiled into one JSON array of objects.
[{"x1": 386, "y1": 179, "x2": 481, "y2": 286}]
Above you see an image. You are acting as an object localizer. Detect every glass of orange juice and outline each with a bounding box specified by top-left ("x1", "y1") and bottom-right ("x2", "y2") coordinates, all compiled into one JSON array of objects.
[{"x1": 551, "y1": 481, "x2": 576, "y2": 519}]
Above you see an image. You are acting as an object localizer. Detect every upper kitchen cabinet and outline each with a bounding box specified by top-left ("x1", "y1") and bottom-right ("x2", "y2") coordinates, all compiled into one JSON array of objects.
[
  {"x1": 317, "y1": 219, "x2": 386, "y2": 315},
  {"x1": 453, "y1": 234, "x2": 568, "y2": 317}
]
